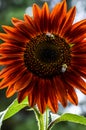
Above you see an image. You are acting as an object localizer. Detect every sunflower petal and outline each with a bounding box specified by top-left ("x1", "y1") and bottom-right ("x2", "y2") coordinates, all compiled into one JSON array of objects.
[
  {"x1": 64, "y1": 82, "x2": 78, "y2": 105},
  {"x1": 53, "y1": 77, "x2": 67, "y2": 107},
  {"x1": 60, "y1": 6, "x2": 76, "y2": 36},
  {"x1": 14, "y1": 72, "x2": 33, "y2": 91},
  {"x1": 64, "y1": 71, "x2": 86, "y2": 94},
  {"x1": 18, "y1": 84, "x2": 33, "y2": 103},
  {"x1": 37, "y1": 79, "x2": 47, "y2": 113},
  {"x1": 51, "y1": 0, "x2": 67, "y2": 33},
  {"x1": 6, "y1": 84, "x2": 16, "y2": 97},
  {"x1": 2, "y1": 25, "x2": 28, "y2": 41},
  {"x1": 40, "y1": 2, "x2": 50, "y2": 32}
]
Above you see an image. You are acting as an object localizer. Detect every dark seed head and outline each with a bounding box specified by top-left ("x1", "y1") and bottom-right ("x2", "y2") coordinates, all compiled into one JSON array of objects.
[{"x1": 24, "y1": 33, "x2": 71, "y2": 79}]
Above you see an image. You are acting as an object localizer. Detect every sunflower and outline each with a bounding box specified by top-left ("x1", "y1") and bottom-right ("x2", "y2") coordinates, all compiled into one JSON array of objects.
[{"x1": 0, "y1": 0, "x2": 86, "y2": 113}]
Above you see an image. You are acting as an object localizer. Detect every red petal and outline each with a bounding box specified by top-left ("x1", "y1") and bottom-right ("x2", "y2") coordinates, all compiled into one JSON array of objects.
[
  {"x1": 50, "y1": 0, "x2": 67, "y2": 33},
  {"x1": 14, "y1": 72, "x2": 33, "y2": 91},
  {"x1": 63, "y1": 70, "x2": 86, "y2": 94},
  {"x1": 6, "y1": 84, "x2": 16, "y2": 97},
  {"x1": 60, "y1": 6, "x2": 76, "y2": 36},
  {"x1": 40, "y1": 2, "x2": 50, "y2": 32},
  {"x1": 53, "y1": 77, "x2": 67, "y2": 107},
  {"x1": 64, "y1": 82, "x2": 78, "y2": 105}
]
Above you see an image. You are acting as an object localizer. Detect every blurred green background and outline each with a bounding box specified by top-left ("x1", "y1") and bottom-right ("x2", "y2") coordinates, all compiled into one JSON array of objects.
[{"x1": 0, "y1": 0, "x2": 86, "y2": 130}]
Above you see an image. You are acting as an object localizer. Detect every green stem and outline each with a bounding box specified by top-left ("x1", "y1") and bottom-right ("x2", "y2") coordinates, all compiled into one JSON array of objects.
[
  {"x1": 39, "y1": 113, "x2": 45, "y2": 130},
  {"x1": 45, "y1": 108, "x2": 49, "y2": 130},
  {"x1": 33, "y1": 107, "x2": 50, "y2": 130},
  {"x1": 33, "y1": 107, "x2": 45, "y2": 130}
]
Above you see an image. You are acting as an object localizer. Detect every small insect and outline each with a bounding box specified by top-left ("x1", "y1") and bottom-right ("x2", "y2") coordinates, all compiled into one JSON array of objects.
[
  {"x1": 46, "y1": 32, "x2": 55, "y2": 39},
  {"x1": 61, "y1": 64, "x2": 68, "y2": 73}
]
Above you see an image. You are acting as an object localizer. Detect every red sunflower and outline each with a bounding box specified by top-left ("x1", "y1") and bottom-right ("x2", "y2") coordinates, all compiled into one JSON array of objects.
[{"x1": 0, "y1": 0, "x2": 86, "y2": 113}]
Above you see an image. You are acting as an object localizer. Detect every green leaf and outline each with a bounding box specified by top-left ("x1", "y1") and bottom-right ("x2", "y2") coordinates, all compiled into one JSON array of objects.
[
  {"x1": 0, "y1": 97, "x2": 29, "y2": 129},
  {"x1": 4, "y1": 97, "x2": 28, "y2": 120},
  {"x1": 48, "y1": 113, "x2": 86, "y2": 130},
  {"x1": 59, "y1": 113, "x2": 86, "y2": 125}
]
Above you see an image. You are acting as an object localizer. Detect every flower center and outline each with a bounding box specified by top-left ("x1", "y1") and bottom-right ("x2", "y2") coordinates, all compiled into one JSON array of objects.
[{"x1": 24, "y1": 33, "x2": 71, "y2": 79}]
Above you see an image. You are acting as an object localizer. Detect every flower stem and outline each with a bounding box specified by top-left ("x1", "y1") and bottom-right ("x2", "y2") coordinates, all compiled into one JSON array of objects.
[
  {"x1": 33, "y1": 107, "x2": 50, "y2": 130},
  {"x1": 33, "y1": 107, "x2": 45, "y2": 130},
  {"x1": 45, "y1": 108, "x2": 49, "y2": 130},
  {"x1": 39, "y1": 113, "x2": 45, "y2": 130}
]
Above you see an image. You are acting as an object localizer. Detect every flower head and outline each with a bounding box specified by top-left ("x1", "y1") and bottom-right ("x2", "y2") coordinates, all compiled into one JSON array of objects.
[{"x1": 0, "y1": 0, "x2": 86, "y2": 113}]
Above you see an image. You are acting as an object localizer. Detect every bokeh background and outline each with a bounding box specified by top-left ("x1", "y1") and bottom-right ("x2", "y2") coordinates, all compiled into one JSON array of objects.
[{"x1": 0, "y1": 0, "x2": 86, "y2": 130}]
